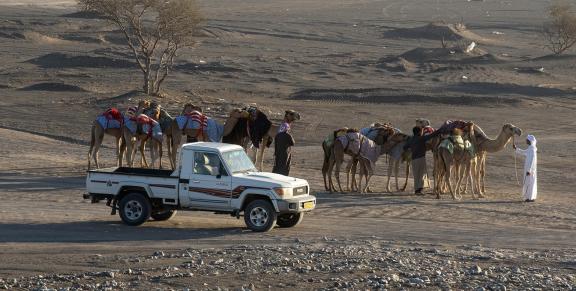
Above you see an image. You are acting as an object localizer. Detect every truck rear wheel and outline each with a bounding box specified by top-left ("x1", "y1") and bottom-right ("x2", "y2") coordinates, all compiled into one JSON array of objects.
[
  {"x1": 119, "y1": 193, "x2": 151, "y2": 226},
  {"x1": 151, "y1": 209, "x2": 177, "y2": 221},
  {"x1": 244, "y1": 200, "x2": 277, "y2": 232},
  {"x1": 277, "y1": 213, "x2": 304, "y2": 228}
]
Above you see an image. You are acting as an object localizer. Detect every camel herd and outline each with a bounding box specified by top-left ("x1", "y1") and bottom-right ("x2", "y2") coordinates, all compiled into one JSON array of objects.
[
  {"x1": 87, "y1": 100, "x2": 298, "y2": 172},
  {"x1": 88, "y1": 102, "x2": 521, "y2": 200},
  {"x1": 322, "y1": 119, "x2": 522, "y2": 200}
]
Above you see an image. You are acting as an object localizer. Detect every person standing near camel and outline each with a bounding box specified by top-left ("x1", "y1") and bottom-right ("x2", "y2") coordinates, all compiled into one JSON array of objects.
[
  {"x1": 513, "y1": 135, "x2": 538, "y2": 202},
  {"x1": 272, "y1": 110, "x2": 298, "y2": 176},
  {"x1": 404, "y1": 127, "x2": 439, "y2": 194}
]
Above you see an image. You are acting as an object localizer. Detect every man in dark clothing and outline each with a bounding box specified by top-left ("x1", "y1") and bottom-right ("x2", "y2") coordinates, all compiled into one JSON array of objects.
[
  {"x1": 272, "y1": 110, "x2": 299, "y2": 176},
  {"x1": 272, "y1": 131, "x2": 295, "y2": 175},
  {"x1": 404, "y1": 127, "x2": 439, "y2": 194}
]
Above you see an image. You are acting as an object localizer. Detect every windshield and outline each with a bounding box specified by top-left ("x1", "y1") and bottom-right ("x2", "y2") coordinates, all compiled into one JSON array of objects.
[{"x1": 221, "y1": 149, "x2": 257, "y2": 174}]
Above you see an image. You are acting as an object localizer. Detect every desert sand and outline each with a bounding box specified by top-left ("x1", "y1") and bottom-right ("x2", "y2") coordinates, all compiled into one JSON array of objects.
[{"x1": 0, "y1": 0, "x2": 575, "y2": 290}]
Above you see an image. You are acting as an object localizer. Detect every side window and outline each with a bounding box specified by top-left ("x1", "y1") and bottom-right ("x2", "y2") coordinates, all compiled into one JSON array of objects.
[{"x1": 193, "y1": 152, "x2": 228, "y2": 176}]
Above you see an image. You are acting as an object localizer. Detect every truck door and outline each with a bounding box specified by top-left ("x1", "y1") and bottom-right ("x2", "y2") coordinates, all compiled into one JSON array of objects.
[{"x1": 184, "y1": 151, "x2": 232, "y2": 210}]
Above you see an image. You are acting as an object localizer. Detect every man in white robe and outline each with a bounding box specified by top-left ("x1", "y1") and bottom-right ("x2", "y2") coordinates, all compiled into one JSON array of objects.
[{"x1": 513, "y1": 135, "x2": 538, "y2": 202}]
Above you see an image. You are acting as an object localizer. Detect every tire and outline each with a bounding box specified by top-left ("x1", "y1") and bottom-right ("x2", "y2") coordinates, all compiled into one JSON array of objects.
[
  {"x1": 151, "y1": 209, "x2": 177, "y2": 221},
  {"x1": 118, "y1": 193, "x2": 151, "y2": 226},
  {"x1": 276, "y1": 212, "x2": 304, "y2": 228},
  {"x1": 244, "y1": 200, "x2": 277, "y2": 232}
]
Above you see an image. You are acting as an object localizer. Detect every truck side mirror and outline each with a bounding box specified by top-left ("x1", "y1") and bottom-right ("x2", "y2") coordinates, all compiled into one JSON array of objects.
[{"x1": 216, "y1": 174, "x2": 222, "y2": 179}]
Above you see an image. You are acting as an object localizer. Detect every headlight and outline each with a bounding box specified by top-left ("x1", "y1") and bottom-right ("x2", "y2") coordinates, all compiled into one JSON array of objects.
[{"x1": 274, "y1": 187, "x2": 293, "y2": 197}]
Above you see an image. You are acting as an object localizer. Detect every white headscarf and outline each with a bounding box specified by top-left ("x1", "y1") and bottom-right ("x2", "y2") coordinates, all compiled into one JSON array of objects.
[{"x1": 527, "y1": 134, "x2": 537, "y2": 148}]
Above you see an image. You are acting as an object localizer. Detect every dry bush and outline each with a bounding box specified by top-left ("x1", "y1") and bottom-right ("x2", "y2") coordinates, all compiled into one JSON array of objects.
[
  {"x1": 78, "y1": 0, "x2": 203, "y2": 95},
  {"x1": 543, "y1": 1, "x2": 576, "y2": 55}
]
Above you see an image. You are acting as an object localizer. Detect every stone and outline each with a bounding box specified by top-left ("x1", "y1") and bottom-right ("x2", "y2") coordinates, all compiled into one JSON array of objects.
[
  {"x1": 470, "y1": 265, "x2": 483, "y2": 275},
  {"x1": 409, "y1": 278, "x2": 425, "y2": 285}
]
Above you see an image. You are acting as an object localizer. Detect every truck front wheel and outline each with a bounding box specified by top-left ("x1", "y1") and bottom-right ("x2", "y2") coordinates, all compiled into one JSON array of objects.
[
  {"x1": 277, "y1": 213, "x2": 304, "y2": 228},
  {"x1": 244, "y1": 200, "x2": 277, "y2": 232},
  {"x1": 119, "y1": 193, "x2": 151, "y2": 226},
  {"x1": 151, "y1": 209, "x2": 177, "y2": 221}
]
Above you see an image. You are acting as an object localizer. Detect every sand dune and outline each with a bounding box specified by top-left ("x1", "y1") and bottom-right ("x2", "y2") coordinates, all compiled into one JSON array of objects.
[{"x1": 383, "y1": 22, "x2": 502, "y2": 45}]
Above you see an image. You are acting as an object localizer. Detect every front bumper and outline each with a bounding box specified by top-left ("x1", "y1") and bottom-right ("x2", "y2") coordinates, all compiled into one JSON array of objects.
[{"x1": 276, "y1": 195, "x2": 316, "y2": 213}]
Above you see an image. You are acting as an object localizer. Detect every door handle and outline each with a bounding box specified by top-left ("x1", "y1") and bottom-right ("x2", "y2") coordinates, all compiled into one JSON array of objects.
[{"x1": 191, "y1": 180, "x2": 200, "y2": 183}]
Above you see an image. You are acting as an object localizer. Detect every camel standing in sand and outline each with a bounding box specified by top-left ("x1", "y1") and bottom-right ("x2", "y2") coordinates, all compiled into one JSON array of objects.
[
  {"x1": 87, "y1": 117, "x2": 125, "y2": 169},
  {"x1": 123, "y1": 112, "x2": 163, "y2": 169},
  {"x1": 326, "y1": 131, "x2": 363, "y2": 193},
  {"x1": 474, "y1": 123, "x2": 522, "y2": 196},
  {"x1": 382, "y1": 132, "x2": 411, "y2": 192},
  {"x1": 321, "y1": 128, "x2": 348, "y2": 191},
  {"x1": 435, "y1": 126, "x2": 477, "y2": 200},
  {"x1": 143, "y1": 105, "x2": 174, "y2": 169},
  {"x1": 168, "y1": 104, "x2": 209, "y2": 167},
  {"x1": 355, "y1": 128, "x2": 397, "y2": 193},
  {"x1": 328, "y1": 127, "x2": 395, "y2": 193}
]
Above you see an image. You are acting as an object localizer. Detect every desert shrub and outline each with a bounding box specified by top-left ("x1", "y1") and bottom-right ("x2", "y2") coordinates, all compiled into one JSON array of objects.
[{"x1": 543, "y1": 1, "x2": 576, "y2": 55}]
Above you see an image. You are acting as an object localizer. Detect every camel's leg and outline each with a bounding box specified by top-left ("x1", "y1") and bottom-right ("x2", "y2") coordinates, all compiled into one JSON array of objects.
[
  {"x1": 334, "y1": 157, "x2": 344, "y2": 193},
  {"x1": 158, "y1": 141, "x2": 163, "y2": 169},
  {"x1": 322, "y1": 154, "x2": 330, "y2": 191},
  {"x1": 87, "y1": 125, "x2": 95, "y2": 170},
  {"x1": 114, "y1": 136, "x2": 122, "y2": 167},
  {"x1": 346, "y1": 158, "x2": 358, "y2": 192},
  {"x1": 149, "y1": 140, "x2": 157, "y2": 169},
  {"x1": 465, "y1": 160, "x2": 476, "y2": 199},
  {"x1": 124, "y1": 134, "x2": 135, "y2": 167},
  {"x1": 363, "y1": 160, "x2": 373, "y2": 193},
  {"x1": 394, "y1": 159, "x2": 400, "y2": 192},
  {"x1": 357, "y1": 161, "x2": 364, "y2": 194},
  {"x1": 130, "y1": 140, "x2": 138, "y2": 167},
  {"x1": 345, "y1": 158, "x2": 352, "y2": 192},
  {"x1": 327, "y1": 156, "x2": 337, "y2": 193},
  {"x1": 386, "y1": 160, "x2": 393, "y2": 192},
  {"x1": 171, "y1": 134, "x2": 182, "y2": 169},
  {"x1": 402, "y1": 161, "x2": 410, "y2": 192},
  {"x1": 478, "y1": 153, "x2": 487, "y2": 197},
  {"x1": 444, "y1": 160, "x2": 457, "y2": 200},
  {"x1": 166, "y1": 135, "x2": 174, "y2": 170},
  {"x1": 454, "y1": 160, "x2": 465, "y2": 199},
  {"x1": 139, "y1": 139, "x2": 149, "y2": 168},
  {"x1": 255, "y1": 137, "x2": 267, "y2": 171},
  {"x1": 119, "y1": 135, "x2": 126, "y2": 167},
  {"x1": 469, "y1": 156, "x2": 478, "y2": 197},
  {"x1": 88, "y1": 124, "x2": 102, "y2": 170}
]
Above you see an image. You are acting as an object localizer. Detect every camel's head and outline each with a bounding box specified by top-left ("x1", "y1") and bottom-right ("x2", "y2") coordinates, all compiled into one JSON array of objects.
[
  {"x1": 285, "y1": 110, "x2": 300, "y2": 122},
  {"x1": 374, "y1": 127, "x2": 396, "y2": 145},
  {"x1": 503, "y1": 123, "x2": 522, "y2": 137},
  {"x1": 230, "y1": 108, "x2": 250, "y2": 119},
  {"x1": 416, "y1": 118, "x2": 431, "y2": 127},
  {"x1": 125, "y1": 106, "x2": 137, "y2": 118},
  {"x1": 246, "y1": 106, "x2": 259, "y2": 120},
  {"x1": 138, "y1": 100, "x2": 151, "y2": 110}
]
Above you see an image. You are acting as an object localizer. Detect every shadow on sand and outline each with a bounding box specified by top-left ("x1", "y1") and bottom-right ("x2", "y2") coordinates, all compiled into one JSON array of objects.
[{"x1": 0, "y1": 220, "x2": 246, "y2": 243}]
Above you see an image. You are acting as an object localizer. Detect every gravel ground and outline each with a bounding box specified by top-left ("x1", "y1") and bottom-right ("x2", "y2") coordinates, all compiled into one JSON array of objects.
[{"x1": 3, "y1": 240, "x2": 575, "y2": 291}]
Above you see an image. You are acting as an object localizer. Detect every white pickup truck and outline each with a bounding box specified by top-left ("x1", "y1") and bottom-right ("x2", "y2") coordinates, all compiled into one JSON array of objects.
[{"x1": 84, "y1": 142, "x2": 316, "y2": 232}]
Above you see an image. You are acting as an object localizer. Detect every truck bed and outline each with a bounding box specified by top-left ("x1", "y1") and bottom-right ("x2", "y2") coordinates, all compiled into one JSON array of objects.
[{"x1": 89, "y1": 167, "x2": 176, "y2": 178}]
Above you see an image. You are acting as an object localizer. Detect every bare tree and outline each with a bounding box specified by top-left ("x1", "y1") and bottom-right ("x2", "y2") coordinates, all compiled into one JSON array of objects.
[
  {"x1": 543, "y1": 1, "x2": 576, "y2": 55},
  {"x1": 78, "y1": 0, "x2": 203, "y2": 95}
]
